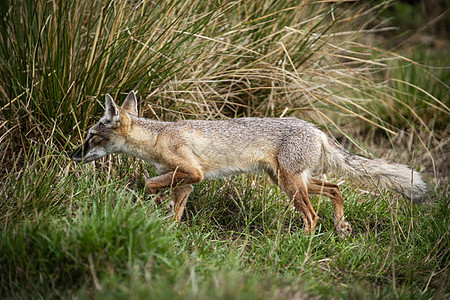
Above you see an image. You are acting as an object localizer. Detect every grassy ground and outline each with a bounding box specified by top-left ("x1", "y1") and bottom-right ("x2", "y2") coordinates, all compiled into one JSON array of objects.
[
  {"x1": 1, "y1": 158, "x2": 448, "y2": 299},
  {"x1": 1, "y1": 0, "x2": 449, "y2": 298}
]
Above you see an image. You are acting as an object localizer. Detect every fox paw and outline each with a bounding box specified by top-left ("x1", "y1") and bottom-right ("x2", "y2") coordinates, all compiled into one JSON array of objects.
[
  {"x1": 154, "y1": 193, "x2": 169, "y2": 205},
  {"x1": 167, "y1": 200, "x2": 175, "y2": 212},
  {"x1": 156, "y1": 195, "x2": 175, "y2": 214},
  {"x1": 337, "y1": 221, "x2": 352, "y2": 239}
]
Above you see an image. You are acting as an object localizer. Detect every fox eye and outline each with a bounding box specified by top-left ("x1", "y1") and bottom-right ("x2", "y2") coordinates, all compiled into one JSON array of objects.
[
  {"x1": 99, "y1": 123, "x2": 105, "y2": 128},
  {"x1": 91, "y1": 135, "x2": 102, "y2": 143}
]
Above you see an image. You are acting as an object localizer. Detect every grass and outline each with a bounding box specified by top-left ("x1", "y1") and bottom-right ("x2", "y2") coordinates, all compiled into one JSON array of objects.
[
  {"x1": 0, "y1": 0, "x2": 449, "y2": 298},
  {"x1": 1, "y1": 157, "x2": 448, "y2": 298}
]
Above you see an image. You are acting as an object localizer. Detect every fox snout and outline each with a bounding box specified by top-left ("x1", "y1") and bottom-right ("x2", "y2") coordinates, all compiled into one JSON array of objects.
[
  {"x1": 69, "y1": 135, "x2": 109, "y2": 163},
  {"x1": 69, "y1": 143, "x2": 88, "y2": 162}
]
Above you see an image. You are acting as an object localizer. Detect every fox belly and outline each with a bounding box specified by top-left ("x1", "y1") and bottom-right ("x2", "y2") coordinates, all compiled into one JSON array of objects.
[
  {"x1": 187, "y1": 140, "x2": 275, "y2": 179},
  {"x1": 202, "y1": 161, "x2": 274, "y2": 179}
]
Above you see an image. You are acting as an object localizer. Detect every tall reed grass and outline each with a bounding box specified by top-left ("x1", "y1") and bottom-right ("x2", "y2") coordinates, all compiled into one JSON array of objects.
[{"x1": 1, "y1": 0, "x2": 446, "y2": 175}]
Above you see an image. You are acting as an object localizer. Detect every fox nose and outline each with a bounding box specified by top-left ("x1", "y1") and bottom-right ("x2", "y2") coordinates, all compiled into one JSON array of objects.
[
  {"x1": 69, "y1": 145, "x2": 84, "y2": 160},
  {"x1": 68, "y1": 150, "x2": 76, "y2": 159}
]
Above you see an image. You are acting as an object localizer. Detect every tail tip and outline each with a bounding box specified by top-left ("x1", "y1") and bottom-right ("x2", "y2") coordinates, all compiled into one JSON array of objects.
[{"x1": 407, "y1": 181, "x2": 429, "y2": 203}]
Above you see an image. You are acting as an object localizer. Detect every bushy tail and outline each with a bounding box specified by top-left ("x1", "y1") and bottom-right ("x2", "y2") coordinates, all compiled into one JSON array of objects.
[{"x1": 320, "y1": 135, "x2": 427, "y2": 201}]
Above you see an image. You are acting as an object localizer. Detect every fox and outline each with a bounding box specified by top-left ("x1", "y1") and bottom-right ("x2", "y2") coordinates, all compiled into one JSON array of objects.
[{"x1": 70, "y1": 91, "x2": 427, "y2": 238}]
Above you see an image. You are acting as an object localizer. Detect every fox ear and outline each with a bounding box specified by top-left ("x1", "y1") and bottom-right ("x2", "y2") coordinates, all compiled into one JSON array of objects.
[
  {"x1": 121, "y1": 90, "x2": 138, "y2": 115},
  {"x1": 104, "y1": 94, "x2": 120, "y2": 123}
]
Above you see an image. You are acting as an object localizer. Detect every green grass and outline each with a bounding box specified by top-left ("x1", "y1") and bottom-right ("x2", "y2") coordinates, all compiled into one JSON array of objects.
[
  {"x1": 0, "y1": 0, "x2": 449, "y2": 299},
  {"x1": 1, "y1": 156, "x2": 448, "y2": 299}
]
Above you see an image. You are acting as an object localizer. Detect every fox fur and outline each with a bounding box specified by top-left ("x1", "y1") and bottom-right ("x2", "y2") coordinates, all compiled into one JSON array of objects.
[{"x1": 70, "y1": 91, "x2": 427, "y2": 238}]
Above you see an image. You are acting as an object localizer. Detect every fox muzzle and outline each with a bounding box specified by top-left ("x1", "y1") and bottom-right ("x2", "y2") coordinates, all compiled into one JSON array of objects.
[{"x1": 69, "y1": 142, "x2": 89, "y2": 162}]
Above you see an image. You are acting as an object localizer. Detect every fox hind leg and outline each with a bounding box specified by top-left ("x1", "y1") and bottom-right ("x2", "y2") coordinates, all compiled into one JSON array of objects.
[
  {"x1": 307, "y1": 178, "x2": 352, "y2": 238},
  {"x1": 278, "y1": 169, "x2": 319, "y2": 235}
]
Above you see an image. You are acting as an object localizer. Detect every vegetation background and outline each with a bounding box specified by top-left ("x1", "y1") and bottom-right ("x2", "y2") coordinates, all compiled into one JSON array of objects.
[{"x1": 0, "y1": 0, "x2": 448, "y2": 298}]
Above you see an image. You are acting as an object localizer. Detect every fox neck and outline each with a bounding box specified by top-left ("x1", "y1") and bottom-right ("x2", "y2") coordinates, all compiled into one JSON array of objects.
[{"x1": 119, "y1": 116, "x2": 167, "y2": 164}]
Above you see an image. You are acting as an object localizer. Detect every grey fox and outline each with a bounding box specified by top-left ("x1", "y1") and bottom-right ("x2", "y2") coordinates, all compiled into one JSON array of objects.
[{"x1": 70, "y1": 91, "x2": 427, "y2": 238}]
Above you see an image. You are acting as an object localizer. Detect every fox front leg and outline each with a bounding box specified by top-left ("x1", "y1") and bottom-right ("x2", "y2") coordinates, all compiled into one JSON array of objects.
[
  {"x1": 147, "y1": 167, "x2": 171, "y2": 205},
  {"x1": 146, "y1": 185, "x2": 169, "y2": 205},
  {"x1": 145, "y1": 169, "x2": 203, "y2": 221}
]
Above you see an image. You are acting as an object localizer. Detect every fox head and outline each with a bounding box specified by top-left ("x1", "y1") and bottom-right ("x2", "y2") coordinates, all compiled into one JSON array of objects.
[{"x1": 69, "y1": 91, "x2": 138, "y2": 163}]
